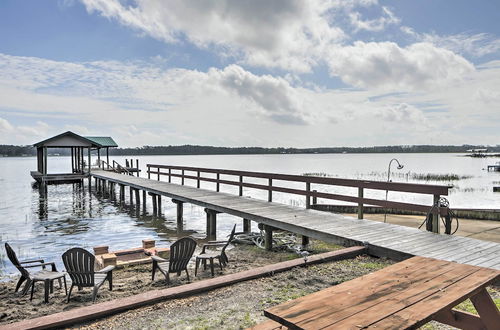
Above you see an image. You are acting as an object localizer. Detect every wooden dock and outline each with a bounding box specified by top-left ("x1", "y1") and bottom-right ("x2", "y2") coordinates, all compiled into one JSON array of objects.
[{"x1": 91, "y1": 169, "x2": 500, "y2": 270}]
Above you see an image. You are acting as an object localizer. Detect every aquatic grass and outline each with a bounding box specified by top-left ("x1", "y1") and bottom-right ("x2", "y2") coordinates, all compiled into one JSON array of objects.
[
  {"x1": 304, "y1": 171, "x2": 472, "y2": 182},
  {"x1": 411, "y1": 173, "x2": 472, "y2": 181}
]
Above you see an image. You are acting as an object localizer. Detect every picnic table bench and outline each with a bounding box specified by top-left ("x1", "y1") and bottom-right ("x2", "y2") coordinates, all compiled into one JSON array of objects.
[{"x1": 259, "y1": 256, "x2": 499, "y2": 329}]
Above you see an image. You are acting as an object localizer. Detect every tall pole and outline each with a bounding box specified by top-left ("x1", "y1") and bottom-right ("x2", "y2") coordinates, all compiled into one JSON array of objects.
[{"x1": 384, "y1": 158, "x2": 404, "y2": 223}]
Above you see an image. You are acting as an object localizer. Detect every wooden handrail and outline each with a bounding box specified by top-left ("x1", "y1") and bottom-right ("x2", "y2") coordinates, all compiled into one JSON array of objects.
[{"x1": 146, "y1": 164, "x2": 451, "y2": 216}]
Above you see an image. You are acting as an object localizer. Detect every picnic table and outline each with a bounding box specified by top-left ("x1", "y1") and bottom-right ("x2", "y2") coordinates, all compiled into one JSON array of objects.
[{"x1": 263, "y1": 256, "x2": 500, "y2": 329}]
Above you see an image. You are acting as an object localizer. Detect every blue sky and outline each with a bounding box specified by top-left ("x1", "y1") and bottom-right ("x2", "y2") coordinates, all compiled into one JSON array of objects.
[{"x1": 1, "y1": 0, "x2": 499, "y2": 147}]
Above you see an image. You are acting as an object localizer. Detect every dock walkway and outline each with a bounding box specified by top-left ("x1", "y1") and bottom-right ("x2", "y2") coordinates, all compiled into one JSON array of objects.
[{"x1": 91, "y1": 170, "x2": 500, "y2": 270}]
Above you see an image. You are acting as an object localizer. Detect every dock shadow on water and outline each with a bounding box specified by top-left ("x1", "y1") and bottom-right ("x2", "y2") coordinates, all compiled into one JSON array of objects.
[{"x1": 0, "y1": 181, "x2": 235, "y2": 279}]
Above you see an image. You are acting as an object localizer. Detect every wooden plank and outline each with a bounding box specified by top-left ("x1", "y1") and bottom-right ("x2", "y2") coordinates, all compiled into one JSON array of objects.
[
  {"x1": 371, "y1": 268, "x2": 499, "y2": 329},
  {"x1": 290, "y1": 262, "x2": 480, "y2": 329},
  {"x1": 264, "y1": 257, "x2": 453, "y2": 328}
]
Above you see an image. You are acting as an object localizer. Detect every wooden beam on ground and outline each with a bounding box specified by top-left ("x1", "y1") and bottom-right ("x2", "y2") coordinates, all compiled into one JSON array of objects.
[{"x1": 1, "y1": 247, "x2": 366, "y2": 330}]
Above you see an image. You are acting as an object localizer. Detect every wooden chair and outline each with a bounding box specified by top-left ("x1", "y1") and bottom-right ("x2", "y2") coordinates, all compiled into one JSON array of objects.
[
  {"x1": 5, "y1": 242, "x2": 67, "y2": 303},
  {"x1": 151, "y1": 237, "x2": 197, "y2": 284},
  {"x1": 195, "y1": 224, "x2": 236, "y2": 276},
  {"x1": 62, "y1": 247, "x2": 114, "y2": 303}
]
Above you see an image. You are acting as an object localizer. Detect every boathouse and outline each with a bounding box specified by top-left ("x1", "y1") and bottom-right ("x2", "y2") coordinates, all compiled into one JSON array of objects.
[{"x1": 31, "y1": 131, "x2": 117, "y2": 184}]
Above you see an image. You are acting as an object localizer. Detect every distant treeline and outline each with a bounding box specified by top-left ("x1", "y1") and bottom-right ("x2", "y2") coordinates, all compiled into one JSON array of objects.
[{"x1": 1, "y1": 144, "x2": 500, "y2": 157}]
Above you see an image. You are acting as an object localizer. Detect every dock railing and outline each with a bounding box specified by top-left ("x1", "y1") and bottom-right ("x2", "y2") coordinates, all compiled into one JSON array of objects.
[{"x1": 146, "y1": 164, "x2": 450, "y2": 221}]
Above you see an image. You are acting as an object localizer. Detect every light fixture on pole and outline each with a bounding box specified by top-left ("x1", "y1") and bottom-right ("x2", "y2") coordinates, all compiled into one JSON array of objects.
[{"x1": 384, "y1": 158, "x2": 404, "y2": 223}]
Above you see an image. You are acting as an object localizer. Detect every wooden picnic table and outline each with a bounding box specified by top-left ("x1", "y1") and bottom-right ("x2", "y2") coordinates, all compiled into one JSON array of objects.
[{"x1": 264, "y1": 256, "x2": 500, "y2": 329}]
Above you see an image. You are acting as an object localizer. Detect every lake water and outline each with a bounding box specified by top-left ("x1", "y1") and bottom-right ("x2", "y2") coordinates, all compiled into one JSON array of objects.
[{"x1": 1, "y1": 153, "x2": 499, "y2": 279}]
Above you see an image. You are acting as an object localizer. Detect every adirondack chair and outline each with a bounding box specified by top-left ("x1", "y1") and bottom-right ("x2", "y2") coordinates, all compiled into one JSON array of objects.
[
  {"x1": 151, "y1": 237, "x2": 197, "y2": 284},
  {"x1": 195, "y1": 224, "x2": 236, "y2": 276},
  {"x1": 62, "y1": 247, "x2": 114, "y2": 302},
  {"x1": 5, "y1": 242, "x2": 67, "y2": 303}
]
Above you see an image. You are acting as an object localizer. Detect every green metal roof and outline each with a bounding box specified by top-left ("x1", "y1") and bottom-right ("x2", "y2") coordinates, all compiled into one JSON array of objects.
[{"x1": 84, "y1": 136, "x2": 118, "y2": 148}]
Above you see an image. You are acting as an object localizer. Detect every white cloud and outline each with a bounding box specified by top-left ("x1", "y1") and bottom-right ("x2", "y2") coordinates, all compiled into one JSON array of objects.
[
  {"x1": 0, "y1": 117, "x2": 51, "y2": 144},
  {"x1": 1, "y1": 53, "x2": 500, "y2": 146},
  {"x1": 326, "y1": 42, "x2": 474, "y2": 91},
  {"x1": 401, "y1": 27, "x2": 500, "y2": 58},
  {"x1": 209, "y1": 65, "x2": 309, "y2": 125},
  {"x1": 349, "y1": 6, "x2": 400, "y2": 32},
  {"x1": 81, "y1": 0, "x2": 345, "y2": 72}
]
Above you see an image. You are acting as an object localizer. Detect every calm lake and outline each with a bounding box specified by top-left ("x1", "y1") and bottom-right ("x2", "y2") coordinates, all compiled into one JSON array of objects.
[{"x1": 1, "y1": 153, "x2": 499, "y2": 279}]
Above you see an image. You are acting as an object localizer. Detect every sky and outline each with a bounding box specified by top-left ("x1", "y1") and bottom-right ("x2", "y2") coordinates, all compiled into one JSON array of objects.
[{"x1": 0, "y1": 0, "x2": 499, "y2": 147}]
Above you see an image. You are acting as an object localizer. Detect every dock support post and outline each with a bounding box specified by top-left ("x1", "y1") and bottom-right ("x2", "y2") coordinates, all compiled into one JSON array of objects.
[
  {"x1": 358, "y1": 187, "x2": 364, "y2": 219},
  {"x1": 142, "y1": 190, "x2": 146, "y2": 211},
  {"x1": 157, "y1": 195, "x2": 162, "y2": 215},
  {"x1": 264, "y1": 225, "x2": 273, "y2": 251},
  {"x1": 432, "y1": 194, "x2": 440, "y2": 233},
  {"x1": 205, "y1": 209, "x2": 218, "y2": 240},
  {"x1": 243, "y1": 219, "x2": 251, "y2": 233},
  {"x1": 173, "y1": 200, "x2": 184, "y2": 229},
  {"x1": 119, "y1": 184, "x2": 125, "y2": 203},
  {"x1": 301, "y1": 235, "x2": 310, "y2": 247},
  {"x1": 150, "y1": 193, "x2": 157, "y2": 215},
  {"x1": 134, "y1": 189, "x2": 140, "y2": 206},
  {"x1": 102, "y1": 180, "x2": 107, "y2": 196},
  {"x1": 129, "y1": 186, "x2": 133, "y2": 205}
]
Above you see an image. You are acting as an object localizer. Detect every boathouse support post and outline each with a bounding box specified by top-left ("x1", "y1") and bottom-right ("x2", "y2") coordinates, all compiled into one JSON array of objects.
[
  {"x1": 43, "y1": 147, "x2": 47, "y2": 175},
  {"x1": 87, "y1": 148, "x2": 91, "y2": 174},
  {"x1": 432, "y1": 194, "x2": 440, "y2": 233},
  {"x1": 358, "y1": 187, "x2": 364, "y2": 219},
  {"x1": 106, "y1": 148, "x2": 109, "y2": 170},
  {"x1": 243, "y1": 219, "x2": 251, "y2": 233},
  {"x1": 71, "y1": 148, "x2": 74, "y2": 172},
  {"x1": 264, "y1": 225, "x2": 273, "y2": 251}
]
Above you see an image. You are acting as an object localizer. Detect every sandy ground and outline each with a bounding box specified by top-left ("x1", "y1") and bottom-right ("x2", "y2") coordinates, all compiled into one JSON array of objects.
[
  {"x1": 75, "y1": 255, "x2": 395, "y2": 330},
  {"x1": 0, "y1": 239, "x2": 347, "y2": 326}
]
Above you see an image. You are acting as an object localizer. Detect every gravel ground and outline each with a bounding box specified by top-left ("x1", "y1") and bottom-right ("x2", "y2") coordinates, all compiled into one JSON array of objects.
[
  {"x1": 0, "y1": 239, "x2": 341, "y2": 326},
  {"x1": 75, "y1": 254, "x2": 394, "y2": 330},
  {"x1": 2, "y1": 240, "x2": 498, "y2": 329}
]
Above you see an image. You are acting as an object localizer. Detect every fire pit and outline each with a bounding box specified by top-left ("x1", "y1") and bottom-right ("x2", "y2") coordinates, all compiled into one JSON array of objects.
[{"x1": 94, "y1": 239, "x2": 170, "y2": 268}]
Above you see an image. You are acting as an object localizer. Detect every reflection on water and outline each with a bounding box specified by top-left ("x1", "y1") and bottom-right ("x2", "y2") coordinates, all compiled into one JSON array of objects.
[
  {"x1": 1, "y1": 178, "x2": 237, "y2": 279},
  {"x1": 1, "y1": 153, "x2": 499, "y2": 278}
]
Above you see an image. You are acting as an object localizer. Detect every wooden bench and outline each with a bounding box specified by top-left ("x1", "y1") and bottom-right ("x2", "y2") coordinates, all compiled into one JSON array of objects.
[{"x1": 263, "y1": 256, "x2": 500, "y2": 329}]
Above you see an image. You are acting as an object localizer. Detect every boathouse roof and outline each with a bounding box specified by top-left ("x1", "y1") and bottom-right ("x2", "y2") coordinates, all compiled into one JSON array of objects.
[{"x1": 33, "y1": 131, "x2": 118, "y2": 148}]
